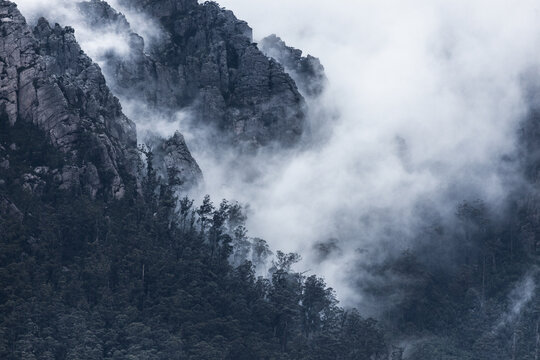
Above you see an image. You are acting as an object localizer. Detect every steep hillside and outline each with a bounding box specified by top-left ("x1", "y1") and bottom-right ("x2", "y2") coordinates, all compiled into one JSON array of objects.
[
  {"x1": 80, "y1": 0, "x2": 308, "y2": 148},
  {"x1": 0, "y1": 0, "x2": 138, "y2": 199},
  {"x1": 0, "y1": 1, "x2": 387, "y2": 359},
  {"x1": 1, "y1": 0, "x2": 539, "y2": 359}
]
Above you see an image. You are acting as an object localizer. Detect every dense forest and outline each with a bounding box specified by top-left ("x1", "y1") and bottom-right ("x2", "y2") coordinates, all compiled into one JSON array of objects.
[
  {"x1": 0, "y1": 114, "x2": 388, "y2": 359},
  {"x1": 1, "y1": 92, "x2": 539, "y2": 359},
  {"x1": 0, "y1": 0, "x2": 539, "y2": 359}
]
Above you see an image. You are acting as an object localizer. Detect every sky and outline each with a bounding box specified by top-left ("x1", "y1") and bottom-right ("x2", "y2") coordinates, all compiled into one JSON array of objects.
[{"x1": 14, "y1": 0, "x2": 540, "y2": 309}]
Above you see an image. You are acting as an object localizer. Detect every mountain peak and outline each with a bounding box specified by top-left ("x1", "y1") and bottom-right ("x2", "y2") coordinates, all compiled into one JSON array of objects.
[
  {"x1": 81, "y1": 0, "x2": 306, "y2": 148},
  {"x1": 260, "y1": 34, "x2": 327, "y2": 97}
]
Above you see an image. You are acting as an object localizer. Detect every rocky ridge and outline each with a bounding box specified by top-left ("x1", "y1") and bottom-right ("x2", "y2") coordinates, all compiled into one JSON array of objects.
[
  {"x1": 0, "y1": 0, "x2": 138, "y2": 199},
  {"x1": 80, "y1": 0, "x2": 309, "y2": 149},
  {"x1": 0, "y1": 0, "x2": 328, "y2": 204},
  {"x1": 260, "y1": 34, "x2": 327, "y2": 98}
]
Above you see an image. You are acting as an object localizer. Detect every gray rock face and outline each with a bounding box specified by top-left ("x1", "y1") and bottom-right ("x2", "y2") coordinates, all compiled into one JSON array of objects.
[
  {"x1": 77, "y1": 0, "x2": 130, "y2": 31},
  {"x1": 260, "y1": 34, "x2": 327, "y2": 98},
  {"x1": 152, "y1": 131, "x2": 203, "y2": 194},
  {"x1": 0, "y1": 0, "x2": 139, "y2": 199},
  {"x1": 77, "y1": 0, "x2": 184, "y2": 110},
  {"x1": 81, "y1": 0, "x2": 306, "y2": 148},
  {"x1": 120, "y1": 0, "x2": 197, "y2": 19}
]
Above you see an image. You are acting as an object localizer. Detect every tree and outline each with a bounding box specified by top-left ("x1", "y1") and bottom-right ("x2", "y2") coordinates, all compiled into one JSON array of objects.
[
  {"x1": 301, "y1": 275, "x2": 337, "y2": 339},
  {"x1": 251, "y1": 238, "x2": 273, "y2": 273},
  {"x1": 196, "y1": 195, "x2": 214, "y2": 237}
]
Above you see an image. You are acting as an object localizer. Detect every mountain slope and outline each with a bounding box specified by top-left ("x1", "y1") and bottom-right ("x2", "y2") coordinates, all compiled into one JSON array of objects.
[
  {"x1": 0, "y1": 0, "x2": 138, "y2": 199},
  {"x1": 80, "y1": 0, "x2": 306, "y2": 148},
  {"x1": 0, "y1": 2, "x2": 388, "y2": 359}
]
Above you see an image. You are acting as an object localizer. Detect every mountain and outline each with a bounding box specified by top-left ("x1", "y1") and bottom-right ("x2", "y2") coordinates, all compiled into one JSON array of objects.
[
  {"x1": 79, "y1": 0, "x2": 307, "y2": 149},
  {"x1": 1, "y1": 0, "x2": 539, "y2": 359},
  {"x1": 0, "y1": 0, "x2": 139, "y2": 200},
  {"x1": 260, "y1": 34, "x2": 326, "y2": 98},
  {"x1": 0, "y1": 1, "x2": 388, "y2": 359}
]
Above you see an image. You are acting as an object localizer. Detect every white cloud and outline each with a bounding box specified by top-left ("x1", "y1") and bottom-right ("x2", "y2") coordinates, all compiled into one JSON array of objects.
[{"x1": 199, "y1": 0, "x2": 540, "y2": 307}]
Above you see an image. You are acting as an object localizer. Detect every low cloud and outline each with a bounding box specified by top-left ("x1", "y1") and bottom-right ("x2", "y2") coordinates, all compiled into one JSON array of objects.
[
  {"x1": 13, "y1": 0, "x2": 540, "y2": 309},
  {"x1": 203, "y1": 0, "x2": 540, "y2": 307}
]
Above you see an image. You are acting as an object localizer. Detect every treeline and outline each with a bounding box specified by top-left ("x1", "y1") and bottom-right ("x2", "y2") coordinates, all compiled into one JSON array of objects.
[
  {"x1": 0, "y1": 117, "x2": 388, "y2": 359},
  {"x1": 1, "y1": 109, "x2": 538, "y2": 360}
]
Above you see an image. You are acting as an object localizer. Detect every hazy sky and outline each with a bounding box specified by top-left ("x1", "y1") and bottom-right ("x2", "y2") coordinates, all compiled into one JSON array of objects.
[{"x1": 14, "y1": 0, "x2": 540, "y2": 307}]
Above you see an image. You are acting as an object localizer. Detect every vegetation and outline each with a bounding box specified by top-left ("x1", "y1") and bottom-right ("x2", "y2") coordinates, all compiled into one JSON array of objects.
[
  {"x1": 0, "y1": 117, "x2": 388, "y2": 359},
  {"x1": 0, "y1": 115, "x2": 538, "y2": 359}
]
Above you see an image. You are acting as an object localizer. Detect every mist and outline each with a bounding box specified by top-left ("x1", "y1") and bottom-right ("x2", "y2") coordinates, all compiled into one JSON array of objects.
[
  {"x1": 13, "y1": 0, "x2": 540, "y2": 309},
  {"x1": 204, "y1": 0, "x2": 540, "y2": 307},
  {"x1": 14, "y1": 0, "x2": 162, "y2": 72},
  {"x1": 495, "y1": 269, "x2": 538, "y2": 330}
]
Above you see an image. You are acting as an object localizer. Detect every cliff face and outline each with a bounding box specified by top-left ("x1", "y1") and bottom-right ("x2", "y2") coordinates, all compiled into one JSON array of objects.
[
  {"x1": 151, "y1": 131, "x2": 203, "y2": 195},
  {"x1": 0, "y1": 0, "x2": 322, "y2": 203},
  {"x1": 80, "y1": 0, "x2": 306, "y2": 149},
  {"x1": 77, "y1": 0, "x2": 183, "y2": 111},
  {"x1": 260, "y1": 34, "x2": 326, "y2": 98},
  {"x1": 0, "y1": 0, "x2": 138, "y2": 199}
]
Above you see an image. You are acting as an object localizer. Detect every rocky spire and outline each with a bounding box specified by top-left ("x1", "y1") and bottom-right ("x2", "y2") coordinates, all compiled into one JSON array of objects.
[
  {"x1": 152, "y1": 131, "x2": 203, "y2": 195},
  {"x1": 260, "y1": 34, "x2": 327, "y2": 98}
]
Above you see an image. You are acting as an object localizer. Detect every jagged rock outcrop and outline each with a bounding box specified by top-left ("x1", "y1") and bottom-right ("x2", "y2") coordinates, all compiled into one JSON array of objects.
[
  {"x1": 152, "y1": 131, "x2": 203, "y2": 194},
  {"x1": 0, "y1": 0, "x2": 139, "y2": 199},
  {"x1": 77, "y1": 0, "x2": 130, "y2": 31},
  {"x1": 120, "y1": 0, "x2": 198, "y2": 18},
  {"x1": 260, "y1": 34, "x2": 326, "y2": 98},
  {"x1": 77, "y1": 0, "x2": 184, "y2": 110},
  {"x1": 81, "y1": 0, "x2": 306, "y2": 148}
]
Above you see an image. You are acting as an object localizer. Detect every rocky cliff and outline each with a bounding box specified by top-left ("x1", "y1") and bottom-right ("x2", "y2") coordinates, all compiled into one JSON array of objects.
[
  {"x1": 0, "y1": 0, "x2": 139, "y2": 199},
  {"x1": 80, "y1": 0, "x2": 307, "y2": 149},
  {"x1": 260, "y1": 34, "x2": 326, "y2": 98},
  {"x1": 0, "y1": 0, "x2": 325, "y2": 204},
  {"x1": 151, "y1": 131, "x2": 203, "y2": 195}
]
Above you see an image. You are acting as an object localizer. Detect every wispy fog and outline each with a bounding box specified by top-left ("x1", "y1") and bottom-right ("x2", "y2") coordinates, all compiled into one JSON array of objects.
[
  {"x1": 208, "y1": 0, "x2": 540, "y2": 306},
  {"x1": 15, "y1": 0, "x2": 161, "y2": 66},
  {"x1": 495, "y1": 269, "x2": 538, "y2": 330},
  {"x1": 14, "y1": 0, "x2": 540, "y2": 309}
]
